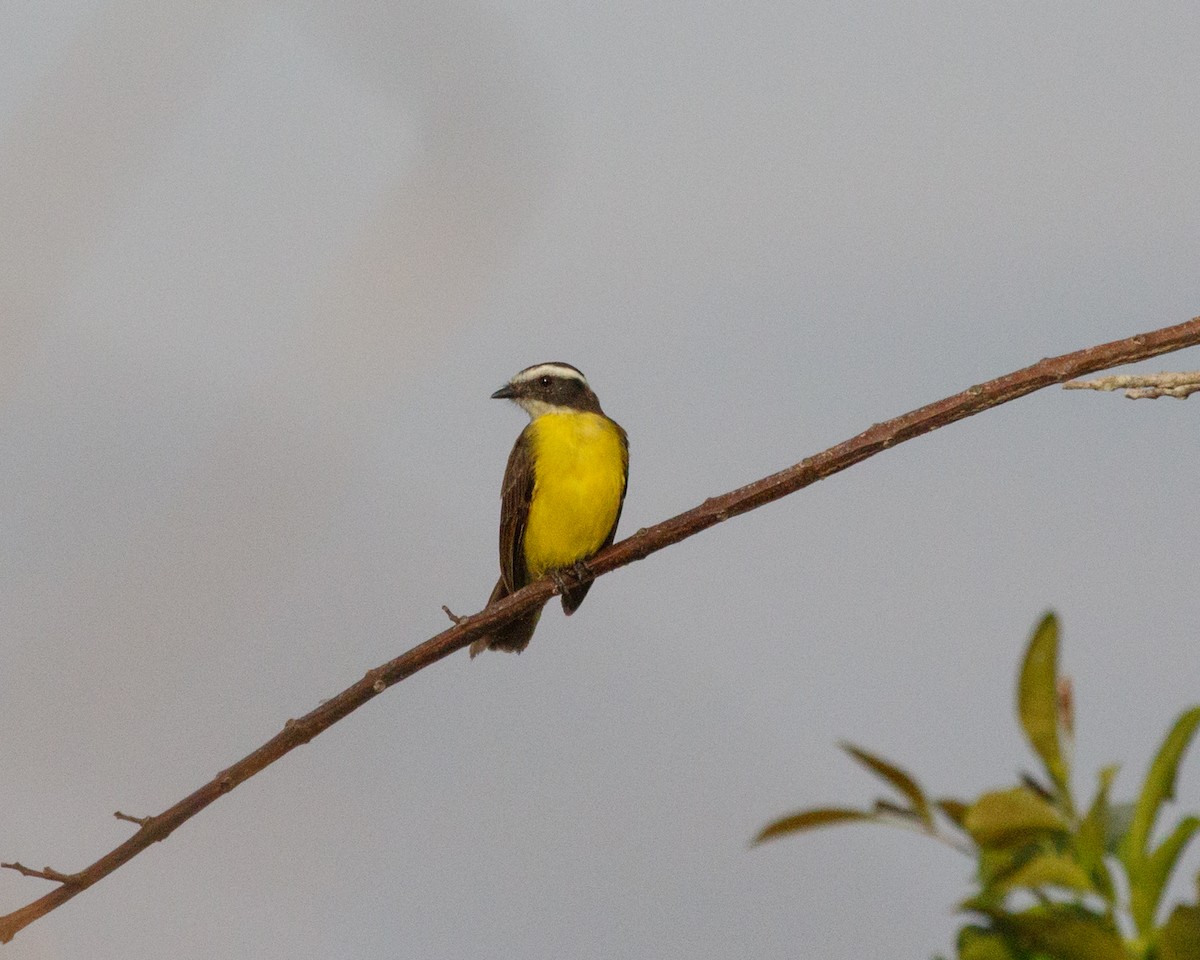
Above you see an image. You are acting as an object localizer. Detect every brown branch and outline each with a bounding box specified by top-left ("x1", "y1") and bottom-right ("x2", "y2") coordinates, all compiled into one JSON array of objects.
[{"x1": 3, "y1": 314, "x2": 1199, "y2": 944}]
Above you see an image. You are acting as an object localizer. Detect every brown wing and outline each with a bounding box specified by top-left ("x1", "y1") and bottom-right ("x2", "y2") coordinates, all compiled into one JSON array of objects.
[
  {"x1": 561, "y1": 421, "x2": 629, "y2": 615},
  {"x1": 469, "y1": 429, "x2": 539, "y2": 658},
  {"x1": 498, "y1": 425, "x2": 535, "y2": 593}
]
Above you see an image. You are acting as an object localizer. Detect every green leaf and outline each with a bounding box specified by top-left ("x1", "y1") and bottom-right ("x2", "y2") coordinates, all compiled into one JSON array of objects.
[
  {"x1": 839, "y1": 741, "x2": 934, "y2": 826},
  {"x1": 753, "y1": 807, "x2": 875, "y2": 845},
  {"x1": 964, "y1": 788, "x2": 1069, "y2": 849},
  {"x1": 1002, "y1": 907, "x2": 1126, "y2": 960},
  {"x1": 1121, "y1": 706, "x2": 1200, "y2": 934},
  {"x1": 1075, "y1": 766, "x2": 1119, "y2": 901},
  {"x1": 975, "y1": 847, "x2": 1028, "y2": 893},
  {"x1": 1017, "y1": 613, "x2": 1071, "y2": 805},
  {"x1": 1123, "y1": 706, "x2": 1200, "y2": 865},
  {"x1": 1159, "y1": 903, "x2": 1200, "y2": 960},
  {"x1": 1137, "y1": 815, "x2": 1200, "y2": 938},
  {"x1": 994, "y1": 852, "x2": 1095, "y2": 895},
  {"x1": 958, "y1": 942, "x2": 1019, "y2": 960},
  {"x1": 1149, "y1": 814, "x2": 1200, "y2": 890},
  {"x1": 957, "y1": 925, "x2": 1023, "y2": 960},
  {"x1": 938, "y1": 798, "x2": 971, "y2": 830},
  {"x1": 1076, "y1": 766, "x2": 1117, "y2": 871}
]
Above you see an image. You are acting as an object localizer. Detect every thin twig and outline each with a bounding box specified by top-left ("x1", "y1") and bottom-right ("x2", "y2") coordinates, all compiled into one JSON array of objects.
[
  {"x1": 2, "y1": 315, "x2": 1199, "y2": 944},
  {"x1": 0, "y1": 863, "x2": 79, "y2": 885},
  {"x1": 1064, "y1": 370, "x2": 1200, "y2": 399},
  {"x1": 113, "y1": 812, "x2": 152, "y2": 827}
]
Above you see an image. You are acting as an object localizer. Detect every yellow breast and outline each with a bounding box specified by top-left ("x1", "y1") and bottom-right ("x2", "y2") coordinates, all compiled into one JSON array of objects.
[{"x1": 523, "y1": 412, "x2": 627, "y2": 580}]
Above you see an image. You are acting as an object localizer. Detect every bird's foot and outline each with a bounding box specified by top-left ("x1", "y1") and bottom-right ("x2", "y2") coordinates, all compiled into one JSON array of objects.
[{"x1": 550, "y1": 561, "x2": 594, "y2": 594}]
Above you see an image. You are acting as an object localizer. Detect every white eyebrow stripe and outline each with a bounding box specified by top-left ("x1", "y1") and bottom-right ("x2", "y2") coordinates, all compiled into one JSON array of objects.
[{"x1": 511, "y1": 363, "x2": 589, "y2": 386}]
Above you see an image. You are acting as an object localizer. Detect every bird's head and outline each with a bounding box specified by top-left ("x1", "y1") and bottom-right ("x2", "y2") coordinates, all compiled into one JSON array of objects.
[{"x1": 492, "y1": 362, "x2": 604, "y2": 419}]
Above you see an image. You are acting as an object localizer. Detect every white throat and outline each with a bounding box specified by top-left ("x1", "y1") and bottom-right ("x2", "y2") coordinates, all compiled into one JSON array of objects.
[{"x1": 516, "y1": 398, "x2": 575, "y2": 420}]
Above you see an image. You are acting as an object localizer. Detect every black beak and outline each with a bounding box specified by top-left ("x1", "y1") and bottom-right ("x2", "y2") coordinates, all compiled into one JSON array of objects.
[{"x1": 491, "y1": 384, "x2": 516, "y2": 400}]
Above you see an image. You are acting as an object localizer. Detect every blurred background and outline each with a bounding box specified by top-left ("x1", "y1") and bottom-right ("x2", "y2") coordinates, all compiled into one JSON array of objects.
[{"x1": 2, "y1": 1, "x2": 1198, "y2": 957}]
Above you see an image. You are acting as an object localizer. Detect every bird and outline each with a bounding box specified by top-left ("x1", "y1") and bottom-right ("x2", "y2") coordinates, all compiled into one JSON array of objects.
[{"x1": 470, "y1": 362, "x2": 629, "y2": 657}]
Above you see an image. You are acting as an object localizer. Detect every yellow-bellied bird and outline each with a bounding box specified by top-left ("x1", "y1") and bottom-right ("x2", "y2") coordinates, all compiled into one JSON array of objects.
[{"x1": 470, "y1": 362, "x2": 629, "y2": 657}]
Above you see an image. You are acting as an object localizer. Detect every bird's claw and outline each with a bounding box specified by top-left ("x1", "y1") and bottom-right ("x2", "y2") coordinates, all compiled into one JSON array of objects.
[{"x1": 549, "y1": 561, "x2": 594, "y2": 595}]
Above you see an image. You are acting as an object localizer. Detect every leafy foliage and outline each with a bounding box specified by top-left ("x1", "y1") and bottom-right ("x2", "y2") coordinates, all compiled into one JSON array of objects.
[{"x1": 755, "y1": 614, "x2": 1200, "y2": 959}]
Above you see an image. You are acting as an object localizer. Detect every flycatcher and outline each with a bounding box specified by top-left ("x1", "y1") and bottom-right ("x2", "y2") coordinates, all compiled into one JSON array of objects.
[{"x1": 470, "y1": 362, "x2": 629, "y2": 657}]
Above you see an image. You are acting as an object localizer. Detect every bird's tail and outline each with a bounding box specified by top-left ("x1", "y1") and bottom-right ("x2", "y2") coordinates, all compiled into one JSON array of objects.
[{"x1": 469, "y1": 578, "x2": 544, "y2": 657}]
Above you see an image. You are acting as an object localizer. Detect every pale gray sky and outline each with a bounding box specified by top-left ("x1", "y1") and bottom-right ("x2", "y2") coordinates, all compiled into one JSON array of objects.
[{"x1": 2, "y1": 1, "x2": 1198, "y2": 957}]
